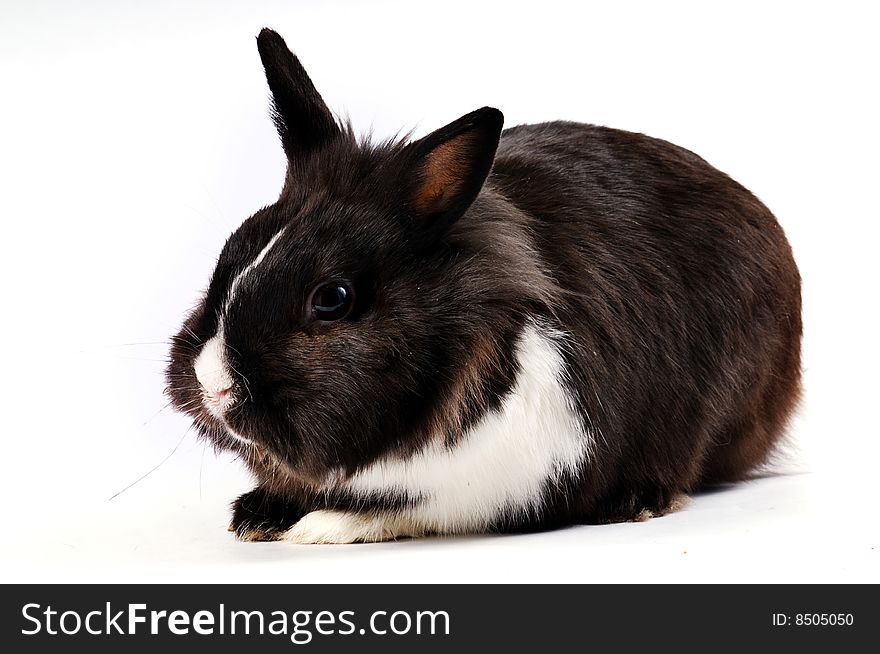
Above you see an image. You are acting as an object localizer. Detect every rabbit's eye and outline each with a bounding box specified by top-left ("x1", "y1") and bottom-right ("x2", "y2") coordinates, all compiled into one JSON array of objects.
[{"x1": 309, "y1": 282, "x2": 354, "y2": 322}]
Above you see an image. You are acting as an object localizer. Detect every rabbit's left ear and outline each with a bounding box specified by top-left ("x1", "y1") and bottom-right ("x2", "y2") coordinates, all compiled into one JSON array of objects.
[
  {"x1": 403, "y1": 107, "x2": 504, "y2": 234},
  {"x1": 256, "y1": 28, "x2": 341, "y2": 158}
]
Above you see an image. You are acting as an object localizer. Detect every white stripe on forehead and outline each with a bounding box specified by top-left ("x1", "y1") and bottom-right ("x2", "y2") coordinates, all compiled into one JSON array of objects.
[{"x1": 223, "y1": 226, "x2": 288, "y2": 316}]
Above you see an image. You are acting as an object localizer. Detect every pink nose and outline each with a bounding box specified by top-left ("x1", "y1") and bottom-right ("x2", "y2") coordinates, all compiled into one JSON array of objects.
[
  {"x1": 204, "y1": 383, "x2": 233, "y2": 403},
  {"x1": 213, "y1": 386, "x2": 231, "y2": 400},
  {"x1": 201, "y1": 383, "x2": 234, "y2": 417}
]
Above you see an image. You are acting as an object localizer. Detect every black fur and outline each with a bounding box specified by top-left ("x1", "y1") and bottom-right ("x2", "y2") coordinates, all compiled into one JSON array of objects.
[{"x1": 166, "y1": 29, "x2": 801, "y2": 540}]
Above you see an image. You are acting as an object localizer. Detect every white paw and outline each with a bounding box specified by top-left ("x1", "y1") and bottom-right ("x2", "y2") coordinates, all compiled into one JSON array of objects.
[{"x1": 282, "y1": 510, "x2": 417, "y2": 544}]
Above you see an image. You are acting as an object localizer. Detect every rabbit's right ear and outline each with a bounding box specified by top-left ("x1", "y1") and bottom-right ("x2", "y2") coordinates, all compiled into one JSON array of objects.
[
  {"x1": 401, "y1": 107, "x2": 504, "y2": 237},
  {"x1": 256, "y1": 28, "x2": 341, "y2": 158}
]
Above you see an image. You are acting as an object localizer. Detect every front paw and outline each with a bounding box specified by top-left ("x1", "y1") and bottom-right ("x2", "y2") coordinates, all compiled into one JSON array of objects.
[
  {"x1": 630, "y1": 494, "x2": 690, "y2": 522},
  {"x1": 230, "y1": 488, "x2": 303, "y2": 542},
  {"x1": 282, "y1": 510, "x2": 420, "y2": 544}
]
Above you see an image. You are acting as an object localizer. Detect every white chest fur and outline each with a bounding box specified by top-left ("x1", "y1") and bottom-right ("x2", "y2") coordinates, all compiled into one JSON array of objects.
[{"x1": 340, "y1": 320, "x2": 593, "y2": 534}]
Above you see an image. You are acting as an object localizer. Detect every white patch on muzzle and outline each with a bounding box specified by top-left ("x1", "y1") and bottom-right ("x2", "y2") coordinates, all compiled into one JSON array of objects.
[{"x1": 193, "y1": 332, "x2": 234, "y2": 418}]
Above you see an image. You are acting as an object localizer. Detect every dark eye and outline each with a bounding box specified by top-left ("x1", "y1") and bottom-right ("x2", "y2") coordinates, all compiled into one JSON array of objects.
[{"x1": 309, "y1": 282, "x2": 355, "y2": 322}]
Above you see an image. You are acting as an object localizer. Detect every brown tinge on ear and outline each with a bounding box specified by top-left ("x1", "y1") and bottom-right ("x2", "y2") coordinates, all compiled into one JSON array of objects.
[
  {"x1": 405, "y1": 106, "x2": 503, "y2": 227},
  {"x1": 411, "y1": 133, "x2": 478, "y2": 215}
]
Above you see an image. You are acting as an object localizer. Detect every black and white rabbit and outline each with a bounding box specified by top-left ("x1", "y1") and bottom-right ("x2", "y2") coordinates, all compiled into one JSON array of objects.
[{"x1": 166, "y1": 29, "x2": 802, "y2": 543}]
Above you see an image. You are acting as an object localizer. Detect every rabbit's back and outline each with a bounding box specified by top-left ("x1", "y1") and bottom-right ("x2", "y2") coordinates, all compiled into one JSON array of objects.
[{"x1": 487, "y1": 121, "x2": 801, "y2": 520}]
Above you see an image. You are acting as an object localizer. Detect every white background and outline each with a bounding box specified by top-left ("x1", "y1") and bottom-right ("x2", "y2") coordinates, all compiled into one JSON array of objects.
[{"x1": 1, "y1": 0, "x2": 877, "y2": 583}]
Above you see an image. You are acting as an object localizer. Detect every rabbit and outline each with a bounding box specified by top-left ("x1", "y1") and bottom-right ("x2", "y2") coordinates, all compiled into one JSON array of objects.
[{"x1": 166, "y1": 28, "x2": 802, "y2": 544}]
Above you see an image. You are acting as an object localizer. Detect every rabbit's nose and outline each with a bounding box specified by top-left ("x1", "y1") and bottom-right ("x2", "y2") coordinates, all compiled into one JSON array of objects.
[
  {"x1": 203, "y1": 383, "x2": 233, "y2": 402},
  {"x1": 214, "y1": 386, "x2": 231, "y2": 399},
  {"x1": 201, "y1": 383, "x2": 234, "y2": 418}
]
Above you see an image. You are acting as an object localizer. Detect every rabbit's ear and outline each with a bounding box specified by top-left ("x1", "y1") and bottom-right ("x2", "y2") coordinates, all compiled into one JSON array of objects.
[
  {"x1": 256, "y1": 28, "x2": 340, "y2": 158},
  {"x1": 403, "y1": 107, "x2": 504, "y2": 233}
]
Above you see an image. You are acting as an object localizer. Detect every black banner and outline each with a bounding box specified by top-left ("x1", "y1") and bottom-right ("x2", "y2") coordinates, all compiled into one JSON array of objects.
[{"x1": 1, "y1": 584, "x2": 873, "y2": 651}]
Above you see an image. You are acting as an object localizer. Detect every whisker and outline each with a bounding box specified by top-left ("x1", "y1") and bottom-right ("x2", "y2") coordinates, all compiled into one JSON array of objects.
[
  {"x1": 83, "y1": 353, "x2": 172, "y2": 362},
  {"x1": 171, "y1": 398, "x2": 203, "y2": 412},
  {"x1": 199, "y1": 441, "x2": 208, "y2": 502},
  {"x1": 182, "y1": 324, "x2": 201, "y2": 343},
  {"x1": 142, "y1": 401, "x2": 174, "y2": 427},
  {"x1": 231, "y1": 367, "x2": 255, "y2": 403},
  {"x1": 108, "y1": 426, "x2": 192, "y2": 501},
  {"x1": 80, "y1": 342, "x2": 176, "y2": 352}
]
